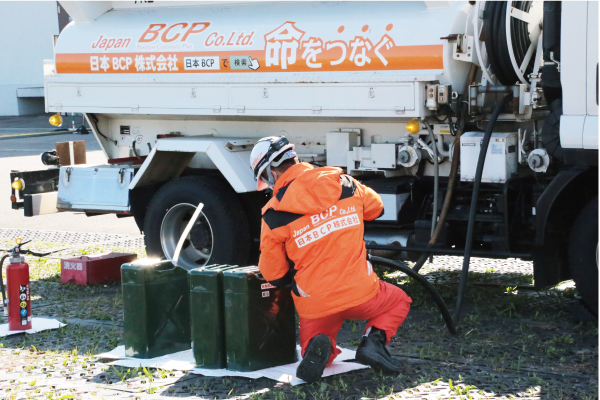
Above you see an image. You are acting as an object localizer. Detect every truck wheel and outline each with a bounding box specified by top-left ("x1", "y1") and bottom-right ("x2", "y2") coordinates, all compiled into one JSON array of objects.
[
  {"x1": 144, "y1": 175, "x2": 251, "y2": 270},
  {"x1": 568, "y1": 196, "x2": 598, "y2": 316}
]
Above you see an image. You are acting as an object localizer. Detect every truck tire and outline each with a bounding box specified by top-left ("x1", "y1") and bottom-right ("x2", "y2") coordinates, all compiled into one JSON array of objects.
[
  {"x1": 568, "y1": 196, "x2": 598, "y2": 316},
  {"x1": 143, "y1": 175, "x2": 251, "y2": 270}
]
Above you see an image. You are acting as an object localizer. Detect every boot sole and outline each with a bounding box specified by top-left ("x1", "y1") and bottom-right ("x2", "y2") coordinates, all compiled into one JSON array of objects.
[
  {"x1": 296, "y1": 335, "x2": 332, "y2": 383},
  {"x1": 355, "y1": 348, "x2": 401, "y2": 374}
]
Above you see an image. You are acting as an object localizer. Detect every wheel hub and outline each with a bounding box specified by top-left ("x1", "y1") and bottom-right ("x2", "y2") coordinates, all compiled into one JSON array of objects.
[
  {"x1": 190, "y1": 221, "x2": 212, "y2": 251},
  {"x1": 160, "y1": 203, "x2": 214, "y2": 270}
]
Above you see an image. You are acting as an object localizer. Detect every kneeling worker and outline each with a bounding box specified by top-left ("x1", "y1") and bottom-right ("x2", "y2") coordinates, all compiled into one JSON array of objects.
[{"x1": 250, "y1": 136, "x2": 412, "y2": 383}]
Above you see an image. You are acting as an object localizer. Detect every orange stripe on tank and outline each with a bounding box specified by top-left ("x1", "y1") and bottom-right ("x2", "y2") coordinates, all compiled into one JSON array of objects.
[{"x1": 54, "y1": 44, "x2": 443, "y2": 74}]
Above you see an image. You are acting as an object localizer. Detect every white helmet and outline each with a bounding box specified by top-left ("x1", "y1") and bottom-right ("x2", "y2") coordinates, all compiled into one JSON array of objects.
[{"x1": 250, "y1": 136, "x2": 296, "y2": 190}]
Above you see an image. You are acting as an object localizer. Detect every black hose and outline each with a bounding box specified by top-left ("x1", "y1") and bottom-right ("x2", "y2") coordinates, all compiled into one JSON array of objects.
[
  {"x1": 132, "y1": 140, "x2": 142, "y2": 160},
  {"x1": 23, "y1": 249, "x2": 52, "y2": 257},
  {"x1": 484, "y1": 1, "x2": 507, "y2": 84},
  {"x1": 89, "y1": 113, "x2": 118, "y2": 145},
  {"x1": 453, "y1": 94, "x2": 513, "y2": 327},
  {"x1": 403, "y1": 94, "x2": 512, "y2": 333},
  {"x1": 370, "y1": 256, "x2": 457, "y2": 334},
  {"x1": 448, "y1": 115, "x2": 456, "y2": 136},
  {"x1": 367, "y1": 244, "x2": 531, "y2": 259},
  {"x1": 411, "y1": 66, "x2": 478, "y2": 277},
  {"x1": 0, "y1": 255, "x2": 8, "y2": 314},
  {"x1": 542, "y1": 99, "x2": 564, "y2": 159},
  {"x1": 0, "y1": 249, "x2": 53, "y2": 258}
]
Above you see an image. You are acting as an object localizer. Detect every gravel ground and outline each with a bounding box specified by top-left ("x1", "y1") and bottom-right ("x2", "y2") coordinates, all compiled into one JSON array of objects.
[{"x1": 0, "y1": 230, "x2": 596, "y2": 400}]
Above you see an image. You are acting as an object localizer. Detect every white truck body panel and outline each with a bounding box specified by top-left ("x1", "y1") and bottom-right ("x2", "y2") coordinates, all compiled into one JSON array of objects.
[
  {"x1": 560, "y1": 115, "x2": 586, "y2": 149},
  {"x1": 560, "y1": 1, "x2": 598, "y2": 149},
  {"x1": 586, "y1": 0, "x2": 598, "y2": 117},
  {"x1": 583, "y1": 116, "x2": 598, "y2": 150},
  {"x1": 560, "y1": 1, "x2": 588, "y2": 117},
  {"x1": 46, "y1": 80, "x2": 425, "y2": 118},
  {"x1": 130, "y1": 137, "x2": 256, "y2": 192}
]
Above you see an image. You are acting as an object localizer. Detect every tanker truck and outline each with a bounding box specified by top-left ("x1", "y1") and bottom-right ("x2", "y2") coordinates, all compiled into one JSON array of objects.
[{"x1": 9, "y1": 1, "x2": 598, "y2": 316}]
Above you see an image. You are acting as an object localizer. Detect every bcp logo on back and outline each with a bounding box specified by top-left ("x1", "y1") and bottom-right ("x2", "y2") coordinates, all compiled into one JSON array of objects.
[{"x1": 310, "y1": 205, "x2": 337, "y2": 226}]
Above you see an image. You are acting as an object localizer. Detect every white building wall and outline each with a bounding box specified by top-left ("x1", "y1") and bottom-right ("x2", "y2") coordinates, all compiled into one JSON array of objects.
[{"x1": 0, "y1": 2, "x2": 59, "y2": 116}]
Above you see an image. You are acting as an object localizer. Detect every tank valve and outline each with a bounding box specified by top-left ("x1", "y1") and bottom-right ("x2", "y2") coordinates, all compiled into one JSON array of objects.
[
  {"x1": 397, "y1": 145, "x2": 421, "y2": 168},
  {"x1": 527, "y1": 149, "x2": 550, "y2": 173},
  {"x1": 398, "y1": 150, "x2": 411, "y2": 164}
]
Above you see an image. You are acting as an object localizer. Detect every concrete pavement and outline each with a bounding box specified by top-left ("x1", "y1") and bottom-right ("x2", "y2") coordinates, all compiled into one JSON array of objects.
[
  {"x1": 0, "y1": 114, "x2": 140, "y2": 235},
  {"x1": 0, "y1": 112, "x2": 85, "y2": 135}
]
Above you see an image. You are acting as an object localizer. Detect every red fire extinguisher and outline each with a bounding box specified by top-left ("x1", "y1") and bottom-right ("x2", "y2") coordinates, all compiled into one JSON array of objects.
[{"x1": 1, "y1": 239, "x2": 32, "y2": 331}]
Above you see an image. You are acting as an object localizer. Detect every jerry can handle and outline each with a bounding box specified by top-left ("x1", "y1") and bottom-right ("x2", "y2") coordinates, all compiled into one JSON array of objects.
[
  {"x1": 147, "y1": 259, "x2": 186, "y2": 274},
  {"x1": 155, "y1": 265, "x2": 186, "y2": 273}
]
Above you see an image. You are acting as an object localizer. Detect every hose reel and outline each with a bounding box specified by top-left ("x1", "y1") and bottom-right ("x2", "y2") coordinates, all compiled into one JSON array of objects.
[{"x1": 474, "y1": 1, "x2": 544, "y2": 85}]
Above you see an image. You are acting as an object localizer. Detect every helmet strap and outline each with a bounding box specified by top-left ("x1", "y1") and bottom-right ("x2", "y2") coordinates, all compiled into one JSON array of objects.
[{"x1": 262, "y1": 164, "x2": 276, "y2": 189}]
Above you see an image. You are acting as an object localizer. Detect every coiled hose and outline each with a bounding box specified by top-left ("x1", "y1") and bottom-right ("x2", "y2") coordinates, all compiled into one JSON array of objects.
[{"x1": 484, "y1": 1, "x2": 535, "y2": 85}]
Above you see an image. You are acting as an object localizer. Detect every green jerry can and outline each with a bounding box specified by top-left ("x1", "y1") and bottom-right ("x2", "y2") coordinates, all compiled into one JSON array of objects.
[
  {"x1": 121, "y1": 259, "x2": 191, "y2": 358},
  {"x1": 223, "y1": 266, "x2": 297, "y2": 371},
  {"x1": 189, "y1": 264, "x2": 239, "y2": 369}
]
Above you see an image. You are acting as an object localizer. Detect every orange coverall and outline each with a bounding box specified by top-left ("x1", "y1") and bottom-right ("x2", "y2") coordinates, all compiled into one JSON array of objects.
[{"x1": 258, "y1": 163, "x2": 412, "y2": 364}]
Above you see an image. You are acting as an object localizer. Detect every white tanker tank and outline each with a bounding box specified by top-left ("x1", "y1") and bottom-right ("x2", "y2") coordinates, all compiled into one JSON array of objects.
[{"x1": 48, "y1": 1, "x2": 474, "y2": 120}]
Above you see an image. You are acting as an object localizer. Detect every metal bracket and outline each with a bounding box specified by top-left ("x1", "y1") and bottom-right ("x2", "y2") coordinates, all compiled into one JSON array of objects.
[
  {"x1": 224, "y1": 139, "x2": 256, "y2": 152},
  {"x1": 549, "y1": 51, "x2": 561, "y2": 72},
  {"x1": 452, "y1": 34, "x2": 474, "y2": 62}
]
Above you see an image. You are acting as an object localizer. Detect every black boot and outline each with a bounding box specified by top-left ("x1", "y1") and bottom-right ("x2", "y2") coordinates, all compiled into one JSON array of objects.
[
  {"x1": 296, "y1": 334, "x2": 332, "y2": 383},
  {"x1": 355, "y1": 328, "x2": 401, "y2": 373}
]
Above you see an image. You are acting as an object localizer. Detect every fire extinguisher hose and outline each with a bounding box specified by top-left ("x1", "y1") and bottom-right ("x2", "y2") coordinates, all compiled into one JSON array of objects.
[{"x1": 0, "y1": 255, "x2": 8, "y2": 314}]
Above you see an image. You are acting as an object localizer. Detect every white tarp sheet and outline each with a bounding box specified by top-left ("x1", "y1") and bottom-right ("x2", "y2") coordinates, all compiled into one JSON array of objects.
[
  {"x1": 0, "y1": 317, "x2": 66, "y2": 337},
  {"x1": 98, "y1": 345, "x2": 368, "y2": 385}
]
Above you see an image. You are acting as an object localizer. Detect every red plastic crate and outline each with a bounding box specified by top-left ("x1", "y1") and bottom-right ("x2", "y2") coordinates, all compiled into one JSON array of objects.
[{"x1": 61, "y1": 253, "x2": 137, "y2": 286}]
